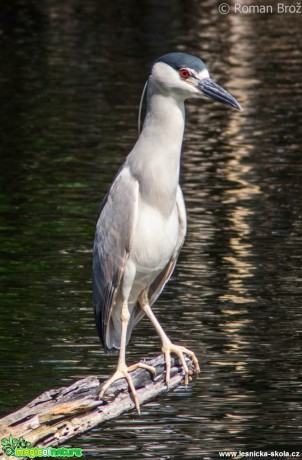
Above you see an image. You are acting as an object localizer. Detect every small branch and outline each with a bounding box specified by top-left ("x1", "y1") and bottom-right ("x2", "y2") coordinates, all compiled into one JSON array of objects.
[{"x1": 0, "y1": 354, "x2": 195, "y2": 456}]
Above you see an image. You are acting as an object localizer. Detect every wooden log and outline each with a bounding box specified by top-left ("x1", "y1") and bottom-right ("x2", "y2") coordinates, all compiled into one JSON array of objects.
[{"x1": 0, "y1": 354, "x2": 196, "y2": 458}]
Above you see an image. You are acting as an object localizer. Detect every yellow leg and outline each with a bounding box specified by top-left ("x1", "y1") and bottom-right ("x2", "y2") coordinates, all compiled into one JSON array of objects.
[
  {"x1": 99, "y1": 300, "x2": 156, "y2": 414},
  {"x1": 138, "y1": 290, "x2": 200, "y2": 386}
]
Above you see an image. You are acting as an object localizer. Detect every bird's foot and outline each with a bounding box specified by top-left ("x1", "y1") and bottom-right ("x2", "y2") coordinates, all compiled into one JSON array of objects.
[
  {"x1": 162, "y1": 340, "x2": 200, "y2": 386},
  {"x1": 99, "y1": 362, "x2": 156, "y2": 414}
]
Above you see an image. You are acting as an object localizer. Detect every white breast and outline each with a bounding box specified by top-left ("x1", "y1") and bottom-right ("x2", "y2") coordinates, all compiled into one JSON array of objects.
[{"x1": 130, "y1": 198, "x2": 179, "y2": 274}]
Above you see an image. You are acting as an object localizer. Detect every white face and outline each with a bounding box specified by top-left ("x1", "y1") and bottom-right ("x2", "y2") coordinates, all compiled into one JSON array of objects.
[{"x1": 150, "y1": 61, "x2": 210, "y2": 99}]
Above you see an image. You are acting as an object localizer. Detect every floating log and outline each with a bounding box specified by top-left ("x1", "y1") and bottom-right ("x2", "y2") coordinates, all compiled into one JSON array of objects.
[{"x1": 0, "y1": 354, "x2": 196, "y2": 458}]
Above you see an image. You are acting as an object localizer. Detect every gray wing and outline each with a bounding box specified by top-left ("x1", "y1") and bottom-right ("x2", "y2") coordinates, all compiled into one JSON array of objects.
[
  {"x1": 132, "y1": 185, "x2": 187, "y2": 327},
  {"x1": 93, "y1": 166, "x2": 138, "y2": 351}
]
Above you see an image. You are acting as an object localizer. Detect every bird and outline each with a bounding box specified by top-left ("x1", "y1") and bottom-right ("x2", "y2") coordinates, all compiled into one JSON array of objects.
[{"x1": 93, "y1": 52, "x2": 241, "y2": 413}]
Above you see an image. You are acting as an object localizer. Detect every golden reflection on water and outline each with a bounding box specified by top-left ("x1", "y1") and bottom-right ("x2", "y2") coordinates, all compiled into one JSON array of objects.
[
  {"x1": 220, "y1": 152, "x2": 260, "y2": 305},
  {"x1": 217, "y1": 105, "x2": 258, "y2": 369},
  {"x1": 219, "y1": 10, "x2": 262, "y2": 306},
  {"x1": 198, "y1": 11, "x2": 264, "y2": 379}
]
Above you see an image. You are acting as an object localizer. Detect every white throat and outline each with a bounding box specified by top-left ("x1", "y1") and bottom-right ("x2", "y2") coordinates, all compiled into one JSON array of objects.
[{"x1": 127, "y1": 79, "x2": 185, "y2": 216}]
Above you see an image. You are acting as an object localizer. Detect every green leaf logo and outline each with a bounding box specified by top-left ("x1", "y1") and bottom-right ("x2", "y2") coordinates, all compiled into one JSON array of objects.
[{"x1": 1, "y1": 435, "x2": 31, "y2": 456}]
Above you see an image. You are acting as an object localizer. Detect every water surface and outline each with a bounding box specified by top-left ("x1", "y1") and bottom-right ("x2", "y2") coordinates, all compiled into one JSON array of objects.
[{"x1": 0, "y1": 1, "x2": 302, "y2": 458}]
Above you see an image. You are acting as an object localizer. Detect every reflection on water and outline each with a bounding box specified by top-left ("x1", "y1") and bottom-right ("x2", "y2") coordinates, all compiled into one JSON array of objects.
[{"x1": 1, "y1": 1, "x2": 302, "y2": 458}]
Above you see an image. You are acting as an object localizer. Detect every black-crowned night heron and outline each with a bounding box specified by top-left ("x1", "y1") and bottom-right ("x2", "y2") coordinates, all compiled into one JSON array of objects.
[{"x1": 93, "y1": 52, "x2": 241, "y2": 413}]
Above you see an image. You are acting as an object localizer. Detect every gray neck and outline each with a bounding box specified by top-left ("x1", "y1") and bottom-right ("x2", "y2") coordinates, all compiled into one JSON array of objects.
[{"x1": 127, "y1": 80, "x2": 185, "y2": 216}]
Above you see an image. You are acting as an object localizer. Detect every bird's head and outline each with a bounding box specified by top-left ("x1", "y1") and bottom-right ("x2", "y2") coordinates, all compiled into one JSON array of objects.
[{"x1": 149, "y1": 52, "x2": 241, "y2": 111}]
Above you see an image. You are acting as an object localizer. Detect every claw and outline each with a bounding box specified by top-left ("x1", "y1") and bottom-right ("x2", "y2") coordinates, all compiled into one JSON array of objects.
[
  {"x1": 162, "y1": 341, "x2": 200, "y2": 386},
  {"x1": 99, "y1": 362, "x2": 156, "y2": 414}
]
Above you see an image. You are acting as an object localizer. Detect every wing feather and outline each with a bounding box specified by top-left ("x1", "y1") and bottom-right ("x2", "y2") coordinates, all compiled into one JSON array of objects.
[{"x1": 93, "y1": 166, "x2": 138, "y2": 351}]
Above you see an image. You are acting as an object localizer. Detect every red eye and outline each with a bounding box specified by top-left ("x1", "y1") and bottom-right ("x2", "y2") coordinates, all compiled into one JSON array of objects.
[{"x1": 179, "y1": 68, "x2": 190, "y2": 79}]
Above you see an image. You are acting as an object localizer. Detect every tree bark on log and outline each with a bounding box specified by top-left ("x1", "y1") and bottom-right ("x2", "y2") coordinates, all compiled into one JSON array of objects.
[{"x1": 0, "y1": 354, "x2": 196, "y2": 458}]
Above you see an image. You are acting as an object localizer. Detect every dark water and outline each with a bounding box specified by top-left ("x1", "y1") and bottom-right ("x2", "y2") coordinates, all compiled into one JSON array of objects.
[{"x1": 1, "y1": 1, "x2": 302, "y2": 458}]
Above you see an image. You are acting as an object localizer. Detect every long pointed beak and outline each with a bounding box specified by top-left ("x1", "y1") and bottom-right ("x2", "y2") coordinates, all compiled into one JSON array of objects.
[{"x1": 198, "y1": 78, "x2": 242, "y2": 111}]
